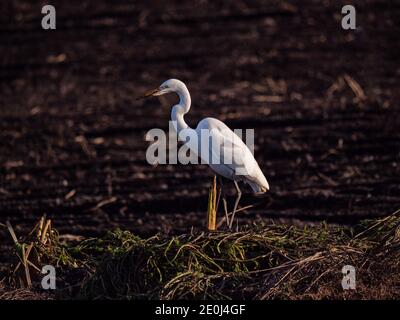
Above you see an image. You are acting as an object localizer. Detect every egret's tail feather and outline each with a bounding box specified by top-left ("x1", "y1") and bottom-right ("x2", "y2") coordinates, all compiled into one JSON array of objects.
[{"x1": 247, "y1": 179, "x2": 269, "y2": 194}]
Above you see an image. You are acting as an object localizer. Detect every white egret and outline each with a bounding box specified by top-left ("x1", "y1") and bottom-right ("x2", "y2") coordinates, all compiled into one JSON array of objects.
[{"x1": 139, "y1": 79, "x2": 269, "y2": 228}]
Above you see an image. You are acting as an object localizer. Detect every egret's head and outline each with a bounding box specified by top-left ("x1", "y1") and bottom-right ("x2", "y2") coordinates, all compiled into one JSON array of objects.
[{"x1": 137, "y1": 79, "x2": 186, "y2": 100}]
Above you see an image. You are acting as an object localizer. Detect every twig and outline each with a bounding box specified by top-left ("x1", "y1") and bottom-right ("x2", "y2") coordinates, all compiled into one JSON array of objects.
[
  {"x1": 22, "y1": 243, "x2": 33, "y2": 287},
  {"x1": 41, "y1": 219, "x2": 51, "y2": 244},
  {"x1": 343, "y1": 74, "x2": 367, "y2": 101},
  {"x1": 90, "y1": 197, "x2": 117, "y2": 211},
  {"x1": 216, "y1": 203, "x2": 258, "y2": 228},
  {"x1": 6, "y1": 221, "x2": 18, "y2": 245}
]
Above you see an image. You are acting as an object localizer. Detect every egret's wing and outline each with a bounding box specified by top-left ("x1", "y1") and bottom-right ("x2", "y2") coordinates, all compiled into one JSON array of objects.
[{"x1": 197, "y1": 119, "x2": 256, "y2": 178}]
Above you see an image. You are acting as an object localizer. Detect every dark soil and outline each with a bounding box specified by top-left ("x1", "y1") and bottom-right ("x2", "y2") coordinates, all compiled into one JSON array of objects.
[{"x1": 1, "y1": 0, "x2": 399, "y2": 280}]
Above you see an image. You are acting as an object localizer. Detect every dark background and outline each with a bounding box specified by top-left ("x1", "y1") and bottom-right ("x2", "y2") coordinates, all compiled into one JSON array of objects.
[{"x1": 1, "y1": 0, "x2": 399, "y2": 272}]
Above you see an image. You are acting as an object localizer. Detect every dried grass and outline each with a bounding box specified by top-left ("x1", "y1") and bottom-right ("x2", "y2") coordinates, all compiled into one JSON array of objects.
[{"x1": 2, "y1": 209, "x2": 399, "y2": 299}]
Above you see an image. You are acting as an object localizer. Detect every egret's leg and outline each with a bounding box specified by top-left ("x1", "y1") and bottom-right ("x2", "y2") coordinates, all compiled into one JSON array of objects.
[
  {"x1": 215, "y1": 176, "x2": 222, "y2": 212},
  {"x1": 229, "y1": 180, "x2": 242, "y2": 229},
  {"x1": 222, "y1": 197, "x2": 229, "y2": 227},
  {"x1": 218, "y1": 177, "x2": 230, "y2": 227}
]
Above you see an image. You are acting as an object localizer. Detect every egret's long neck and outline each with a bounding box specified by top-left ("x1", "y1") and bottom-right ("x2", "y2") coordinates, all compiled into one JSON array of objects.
[{"x1": 171, "y1": 86, "x2": 192, "y2": 134}]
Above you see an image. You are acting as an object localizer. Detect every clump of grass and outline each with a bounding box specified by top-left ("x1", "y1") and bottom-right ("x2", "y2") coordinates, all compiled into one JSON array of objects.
[
  {"x1": 79, "y1": 209, "x2": 399, "y2": 299},
  {"x1": 3, "y1": 216, "x2": 81, "y2": 288},
  {"x1": 3, "y1": 209, "x2": 400, "y2": 299}
]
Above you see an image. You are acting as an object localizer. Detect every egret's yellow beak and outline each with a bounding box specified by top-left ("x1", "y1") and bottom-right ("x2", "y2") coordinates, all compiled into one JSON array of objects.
[{"x1": 136, "y1": 87, "x2": 160, "y2": 100}]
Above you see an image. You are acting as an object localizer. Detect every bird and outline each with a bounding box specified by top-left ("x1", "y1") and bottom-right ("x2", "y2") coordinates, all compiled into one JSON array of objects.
[{"x1": 139, "y1": 79, "x2": 269, "y2": 229}]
